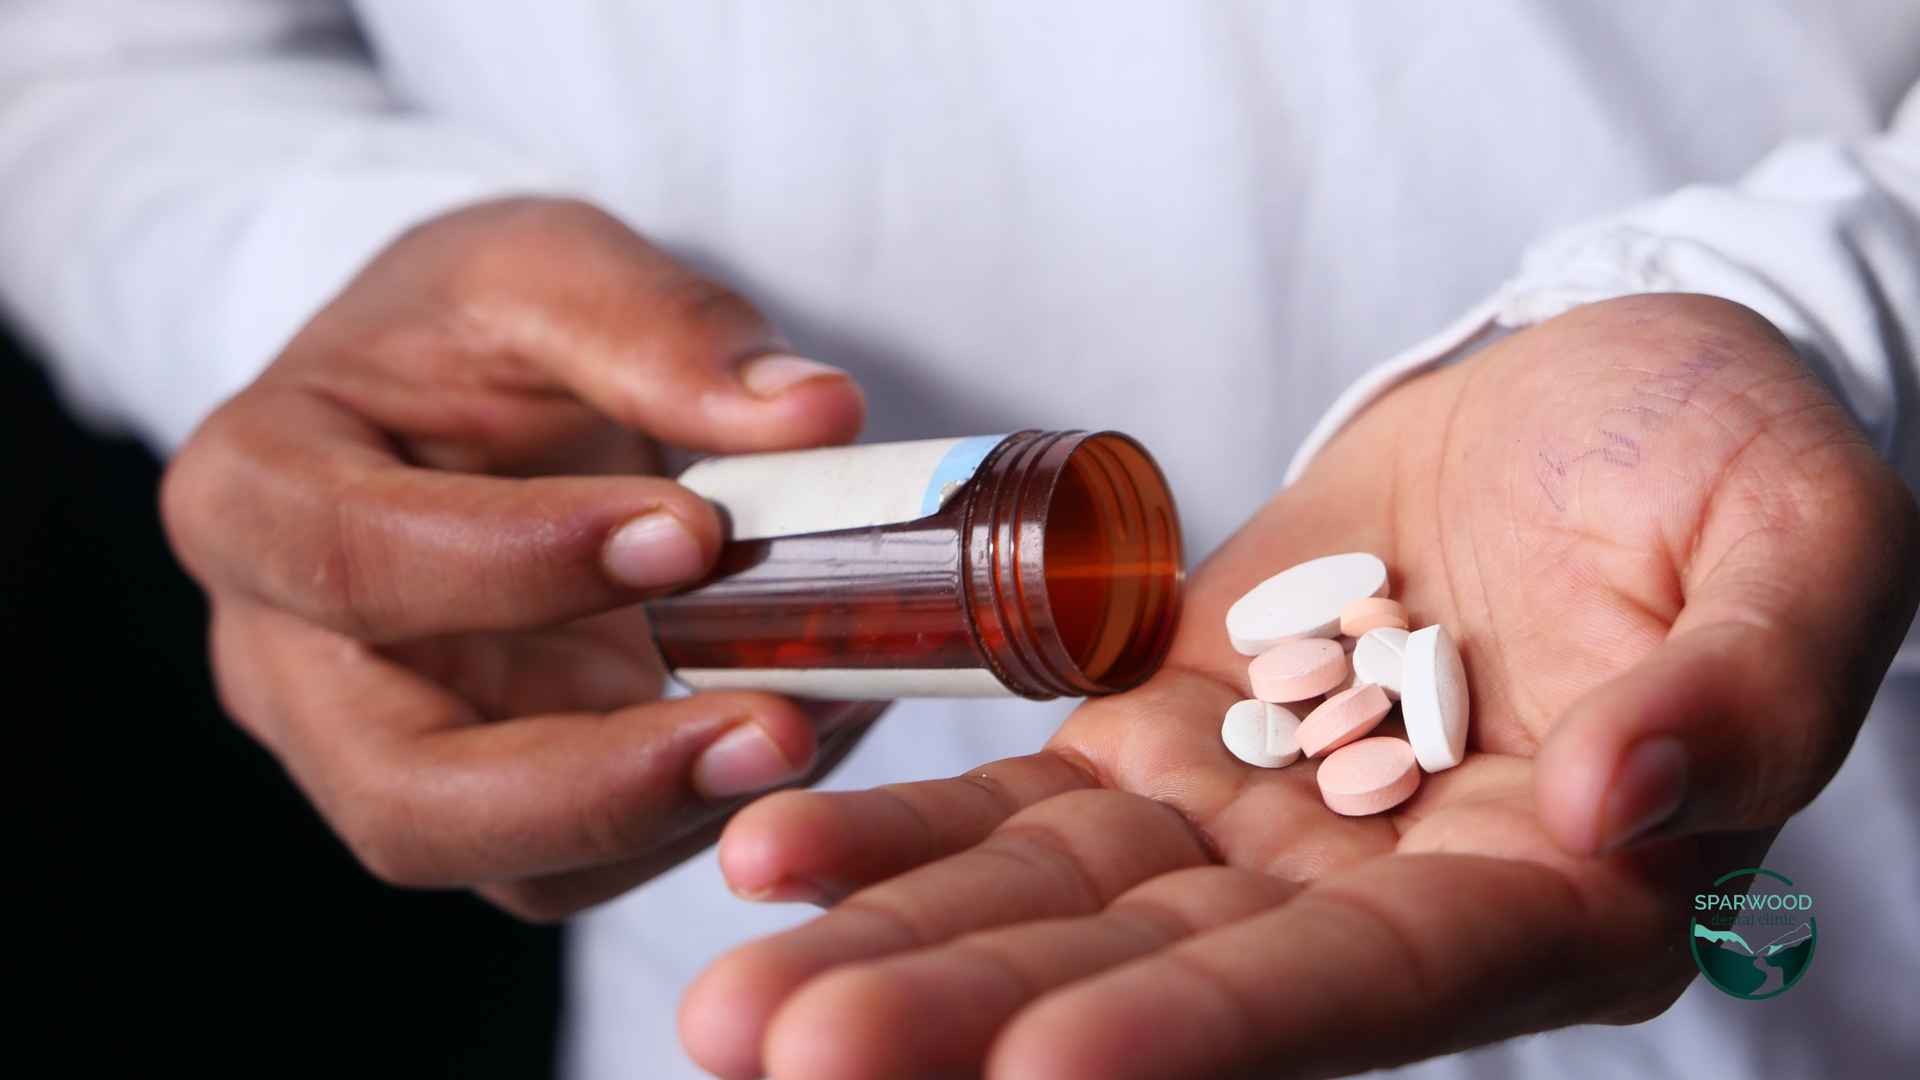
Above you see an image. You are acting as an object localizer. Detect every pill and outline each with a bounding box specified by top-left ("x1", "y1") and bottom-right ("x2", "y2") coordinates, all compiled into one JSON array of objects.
[
  {"x1": 1222, "y1": 699, "x2": 1304, "y2": 768},
  {"x1": 1226, "y1": 552, "x2": 1389, "y2": 655},
  {"x1": 1339, "y1": 597, "x2": 1409, "y2": 637},
  {"x1": 1351, "y1": 626, "x2": 1410, "y2": 700},
  {"x1": 1402, "y1": 624, "x2": 1469, "y2": 772},
  {"x1": 1266, "y1": 700, "x2": 1306, "y2": 761},
  {"x1": 1317, "y1": 737, "x2": 1421, "y2": 816},
  {"x1": 1248, "y1": 638, "x2": 1348, "y2": 703},
  {"x1": 1296, "y1": 683, "x2": 1393, "y2": 757}
]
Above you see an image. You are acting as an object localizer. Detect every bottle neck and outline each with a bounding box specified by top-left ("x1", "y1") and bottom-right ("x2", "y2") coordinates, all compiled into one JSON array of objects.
[{"x1": 961, "y1": 430, "x2": 1184, "y2": 698}]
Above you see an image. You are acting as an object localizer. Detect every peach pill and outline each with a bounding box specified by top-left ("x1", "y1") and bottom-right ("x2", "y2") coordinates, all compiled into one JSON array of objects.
[
  {"x1": 1339, "y1": 597, "x2": 1409, "y2": 637},
  {"x1": 1317, "y1": 737, "x2": 1420, "y2": 816},
  {"x1": 1296, "y1": 683, "x2": 1393, "y2": 758},
  {"x1": 1248, "y1": 638, "x2": 1348, "y2": 703}
]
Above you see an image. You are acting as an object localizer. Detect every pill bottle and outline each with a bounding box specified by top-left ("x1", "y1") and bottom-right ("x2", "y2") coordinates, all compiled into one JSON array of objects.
[{"x1": 647, "y1": 430, "x2": 1184, "y2": 700}]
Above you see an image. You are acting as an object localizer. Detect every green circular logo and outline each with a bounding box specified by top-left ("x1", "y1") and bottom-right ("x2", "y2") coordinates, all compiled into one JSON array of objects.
[{"x1": 1690, "y1": 867, "x2": 1816, "y2": 999}]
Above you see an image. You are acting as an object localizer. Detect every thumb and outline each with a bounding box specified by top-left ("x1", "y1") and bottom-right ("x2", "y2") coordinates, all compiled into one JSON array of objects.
[
  {"x1": 460, "y1": 199, "x2": 867, "y2": 452},
  {"x1": 1535, "y1": 624, "x2": 1844, "y2": 856},
  {"x1": 1535, "y1": 474, "x2": 1920, "y2": 856}
]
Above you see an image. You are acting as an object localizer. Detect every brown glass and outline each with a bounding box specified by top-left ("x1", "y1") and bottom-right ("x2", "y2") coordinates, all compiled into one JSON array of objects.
[{"x1": 647, "y1": 430, "x2": 1184, "y2": 698}]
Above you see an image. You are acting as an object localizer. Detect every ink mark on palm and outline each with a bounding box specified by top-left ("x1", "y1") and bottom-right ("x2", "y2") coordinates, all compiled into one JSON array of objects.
[{"x1": 1535, "y1": 343, "x2": 1736, "y2": 512}]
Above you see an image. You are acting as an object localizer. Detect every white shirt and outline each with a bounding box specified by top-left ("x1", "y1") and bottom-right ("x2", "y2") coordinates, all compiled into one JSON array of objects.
[{"x1": 2, "y1": 2, "x2": 1917, "y2": 1077}]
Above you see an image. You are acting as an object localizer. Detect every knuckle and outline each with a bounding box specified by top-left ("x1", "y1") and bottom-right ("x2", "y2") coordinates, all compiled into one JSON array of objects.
[
  {"x1": 495, "y1": 196, "x2": 616, "y2": 245},
  {"x1": 299, "y1": 523, "x2": 378, "y2": 637},
  {"x1": 258, "y1": 468, "x2": 399, "y2": 640},
  {"x1": 158, "y1": 411, "x2": 247, "y2": 585},
  {"x1": 259, "y1": 505, "x2": 374, "y2": 638},
  {"x1": 449, "y1": 198, "x2": 637, "y2": 298},
  {"x1": 456, "y1": 196, "x2": 604, "y2": 256},
  {"x1": 158, "y1": 395, "x2": 396, "y2": 640},
  {"x1": 156, "y1": 449, "x2": 205, "y2": 559}
]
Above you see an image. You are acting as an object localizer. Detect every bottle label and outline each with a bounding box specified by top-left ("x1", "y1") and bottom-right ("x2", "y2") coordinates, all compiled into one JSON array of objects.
[
  {"x1": 677, "y1": 435, "x2": 1007, "y2": 541},
  {"x1": 673, "y1": 667, "x2": 1013, "y2": 699},
  {"x1": 666, "y1": 434, "x2": 1019, "y2": 699}
]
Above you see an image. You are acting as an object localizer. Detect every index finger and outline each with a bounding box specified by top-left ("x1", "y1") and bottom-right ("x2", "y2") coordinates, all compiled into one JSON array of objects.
[
  {"x1": 683, "y1": 788, "x2": 1214, "y2": 1079},
  {"x1": 433, "y1": 200, "x2": 867, "y2": 454},
  {"x1": 168, "y1": 385, "x2": 721, "y2": 641}
]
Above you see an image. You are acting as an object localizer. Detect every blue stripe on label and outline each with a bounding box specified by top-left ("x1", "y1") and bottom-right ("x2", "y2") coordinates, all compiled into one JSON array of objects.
[{"x1": 920, "y1": 435, "x2": 1007, "y2": 516}]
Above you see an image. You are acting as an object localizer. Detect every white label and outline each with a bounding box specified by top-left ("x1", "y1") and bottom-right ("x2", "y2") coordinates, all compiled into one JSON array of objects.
[
  {"x1": 674, "y1": 667, "x2": 1016, "y2": 699},
  {"x1": 676, "y1": 435, "x2": 1006, "y2": 541}
]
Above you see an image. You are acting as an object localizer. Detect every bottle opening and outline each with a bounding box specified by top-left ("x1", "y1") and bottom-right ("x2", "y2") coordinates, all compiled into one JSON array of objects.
[
  {"x1": 963, "y1": 430, "x2": 1184, "y2": 698},
  {"x1": 1044, "y1": 435, "x2": 1183, "y2": 687}
]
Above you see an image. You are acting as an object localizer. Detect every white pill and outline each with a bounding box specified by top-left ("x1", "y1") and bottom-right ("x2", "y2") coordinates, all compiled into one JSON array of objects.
[
  {"x1": 1403, "y1": 624, "x2": 1469, "y2": 773},
  {"x1": 1265, "y1": 700, "x2": 1306, "y2": 761},
  {"x1": 1222, "y1": 699, "x2": 1304, "y2": 769},
  {"x1": 1351, "y1": 626, "x2": 1410, "y2": 701},
  {"x1": 1226, "y1": 552, "x2": 1389, "y2": 656}
]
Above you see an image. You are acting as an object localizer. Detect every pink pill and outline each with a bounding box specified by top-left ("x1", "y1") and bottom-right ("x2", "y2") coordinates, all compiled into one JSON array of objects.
[
  {"x1": 1296, "y1": 683, "x2": 1393, "y2": 758},
  {"x1": 1340, "y1": 597, "x2": 1409, "y2": 637},
  {"x1": 1248, "y1": 638, "x2": 1348, "y2": 703},
  {"x1": 1317, "y1": 737, "x2": 1421, "y2": 816}
]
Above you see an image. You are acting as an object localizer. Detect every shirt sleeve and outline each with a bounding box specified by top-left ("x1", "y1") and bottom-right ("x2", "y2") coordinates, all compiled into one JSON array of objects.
[
  {"x1": 1288, "y1": 79, "x2": 1920, "y2": 492},
  {"x1": 0, "y1": 0, "x2": 574, "y2": 451}
]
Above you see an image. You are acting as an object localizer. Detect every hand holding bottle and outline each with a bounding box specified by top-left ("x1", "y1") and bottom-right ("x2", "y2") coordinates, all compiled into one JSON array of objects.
[{"x1": 161, "y1": 197, "x2": 873, "y2": 919}]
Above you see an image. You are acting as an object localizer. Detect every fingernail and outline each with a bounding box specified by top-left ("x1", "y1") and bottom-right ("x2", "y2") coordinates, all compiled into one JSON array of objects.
[
  {"x1": 740, "y1": 353, "x2": 849, "y2": 399},
  {"x1": 604, "y1": 511, "x2": 706, "y2": 589},
  {"x1": 1599, "y1": 737, "x2": 1688, "y2": 853},
  {"x1": 694, "y1": 722, "x2": 802, "y2": 799},
  {"x1": 737, "y1": 877, "x2": 831, "y2": 906}
]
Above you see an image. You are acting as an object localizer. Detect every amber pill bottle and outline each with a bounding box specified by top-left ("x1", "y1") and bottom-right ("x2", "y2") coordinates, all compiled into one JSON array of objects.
[{"x1": 647, "y1": 430, "x2": 1184, "y2": 700}]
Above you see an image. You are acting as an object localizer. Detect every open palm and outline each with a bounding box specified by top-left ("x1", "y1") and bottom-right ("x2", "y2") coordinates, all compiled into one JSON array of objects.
[{"x1": 681, "y1": 295, "x2": 1918, "y2": 1080}]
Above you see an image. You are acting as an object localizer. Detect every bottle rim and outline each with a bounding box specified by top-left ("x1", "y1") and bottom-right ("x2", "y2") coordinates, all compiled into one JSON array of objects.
[{"x1": 961, "y1": 430, "x2": 1185, "y2": 698}]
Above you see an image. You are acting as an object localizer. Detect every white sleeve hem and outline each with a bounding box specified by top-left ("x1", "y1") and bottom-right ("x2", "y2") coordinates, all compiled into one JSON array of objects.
[
  {"x1": 1280, "y1": 292, "x2": 1507, "y2": 487},
  {"x1": 1286, "y1": 125, "x2": 1920, "y2": 490}
]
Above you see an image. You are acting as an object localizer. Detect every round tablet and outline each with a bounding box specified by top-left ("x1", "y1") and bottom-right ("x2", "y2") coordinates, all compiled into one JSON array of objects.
[
  {"x1": 1339, "y1": 597, "x2": 1409, "y2": 637},
  {"x1": 1351, "y1": 626, "x2": 1410, "y2": 701},
  {"x1": 1248, "y1": 638, "x2": 1348, "y2": 703},
  {"x1": 1317, "y1": 737, "x2": 1420, "y2": 816},
  {"x1": 1296, "y1": 683, "x2": 1393, "y2": 758},
  {"x1": 1221, "y1": 699, "x2": 1303, "y2": 768},
  {"x1": 1226, "y1": 552, "x2": 1389, "y2": 656},
  {"x1": 1402, "y1": 624, "x2": 1469, "y2": 772},
  {"x1": 1265, "y1": 700, "x2": 1306, "y2": 762}
]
